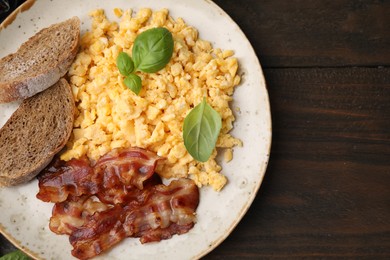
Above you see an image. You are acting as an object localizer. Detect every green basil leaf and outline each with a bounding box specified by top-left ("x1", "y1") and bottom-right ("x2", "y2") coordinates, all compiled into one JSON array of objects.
[
  {"x1": 116, "y1": 52, "x2": 134, "y2": 76},
  {"x1": 124, "y1": 74, "x2": 142, "y2": 95},
  {"x1": 0, "y1": 250, "x2": 30, "y2": 260},
  {"x1": 183, "y1": 98, "x2": 222, "y2": 162},
  {"x1": 132, "y1": 27, "x2": 174, "y2": 73}
]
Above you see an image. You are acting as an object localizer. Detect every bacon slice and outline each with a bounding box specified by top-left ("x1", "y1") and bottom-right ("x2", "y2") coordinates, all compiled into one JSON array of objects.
[
  {"x1": 36, "y1": 147, "x2": 162, "y2": 203},
  {"x1": 69, "y1": 179, "x2": 199, "y2": 260},
  {"x1": 96, "y1": 173, "x2": 162, "y2": 205},
  {"x1": 95, "y1": 148, "x2": 161, "y2": 190},
  {"x1": 49, "y1": 175, "x2": 162, "y2": 236},
  {"x1": 49, "y1": 195, "x2": 109, "y2": 235},
  {"x1": 36, "y1": 156, "x2": 95, "y2": 203},
  {"x1": 124, "y1": 178, "x2": 199, "y2": 241},
  {"x1": 70, "y1": 205, "x2": 126, "y2": 259},
  {"x1": 36, "y1": 147, "x2": 199, "y2": 260}
]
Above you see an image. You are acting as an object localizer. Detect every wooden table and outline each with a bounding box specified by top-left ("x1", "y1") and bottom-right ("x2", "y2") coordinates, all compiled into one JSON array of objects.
[{"x1": 1, "y1": 0, "x2": 389, "y2": 258}]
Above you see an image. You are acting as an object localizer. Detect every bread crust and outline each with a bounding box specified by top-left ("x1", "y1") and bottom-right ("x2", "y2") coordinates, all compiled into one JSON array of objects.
[
  {"x1": 0, "y1": 78, "x2": 75, "y2": 187},
  {"x1": 0, "y1": 17, "x2": 80, "y2": 103}
]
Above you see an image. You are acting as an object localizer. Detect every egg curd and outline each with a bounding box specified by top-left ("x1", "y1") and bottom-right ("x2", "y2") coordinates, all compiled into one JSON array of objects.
[{"x1": 61, "y1": 8, "x2": 242, "y2": 191}]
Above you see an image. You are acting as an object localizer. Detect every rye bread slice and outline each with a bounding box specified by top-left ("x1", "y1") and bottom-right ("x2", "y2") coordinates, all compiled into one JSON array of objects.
[
  {"x1": 0, "y1": 17, "x2": 80, "y2": 103},
  {"x1": 0, "y1": 78, "x2": 75, "y2": 186}
]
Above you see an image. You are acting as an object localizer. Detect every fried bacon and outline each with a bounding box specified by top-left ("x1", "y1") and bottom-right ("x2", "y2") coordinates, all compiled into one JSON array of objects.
[
  {"x1": 36, "y1": 157, "x2": 95, "y2": 203},
  {"x1": 69, "y1": 179, "x2": 198, "y2": 259},
  {"x1": 49, "y1": 195, "x2": 109, "y2": 235},
  {"x1": 49, "y1": 175, "x2": 162, "y2": 236},
  {"x1": 36, "y1": 147, "x2": 200, "y2": 260},
  {"x1": 95, "y1": 148, "x2": 161, "y2": 190},
  {"x1": 37, "y1": 147, "x2": 162, "y2": 203},
  {"x1": 70, "y1": 205, "x2": 126, "y2": 259},
  {"x1": 124, "y1": 178, "x2": 199, "y2": 244}
]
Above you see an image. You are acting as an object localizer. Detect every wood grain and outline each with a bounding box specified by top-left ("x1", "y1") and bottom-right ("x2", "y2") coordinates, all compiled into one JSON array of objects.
[{"x1": 213, "y1": 0, "x2": 390, "y2": 67}]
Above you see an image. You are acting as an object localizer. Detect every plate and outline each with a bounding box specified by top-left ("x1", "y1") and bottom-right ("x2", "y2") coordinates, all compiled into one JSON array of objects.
[{"x1": 0, "y1": 0, "x2": 271, "y2": 259}]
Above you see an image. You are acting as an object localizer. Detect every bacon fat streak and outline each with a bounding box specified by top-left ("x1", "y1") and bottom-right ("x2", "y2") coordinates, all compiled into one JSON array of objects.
[{"x1": 37, "y1": 147, "x2": 199, "y2": 260}]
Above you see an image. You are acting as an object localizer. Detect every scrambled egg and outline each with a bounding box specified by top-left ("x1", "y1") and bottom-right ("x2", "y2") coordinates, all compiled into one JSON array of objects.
[{"x1": 62, "y1": 8, "x2": 242, "y2": 191}]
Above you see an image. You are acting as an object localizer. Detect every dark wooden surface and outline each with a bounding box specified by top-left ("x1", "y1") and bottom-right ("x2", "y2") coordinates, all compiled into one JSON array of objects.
[{"x1": 1, "y1": 0, "x2": 389, "y2": 259}]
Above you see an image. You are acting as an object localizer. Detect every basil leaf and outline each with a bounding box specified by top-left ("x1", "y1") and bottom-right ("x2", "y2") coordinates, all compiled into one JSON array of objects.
[
  {"x1": 183, "y1": 98, "x2": 222, "y2": 162},
  {"x1": 0, "y1": 250, "x2": 30, "y2": 260},
  {"x1": 132, "y1": 27, "x2": 174, "y2": 73},
  {"x1": 116, "y1": 52, "x2": 134, "y2": 76},
  {"x1": 124, "y1": 74, "x2": 142, "y2": 95}
]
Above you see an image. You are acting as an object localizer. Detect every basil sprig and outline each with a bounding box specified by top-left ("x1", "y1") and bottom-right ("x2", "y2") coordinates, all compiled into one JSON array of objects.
[
  {"x1": 116, "y1": 27, "x2": 174, "y2": 95},
  {"x1": 183, "y1": 98, "x2": 222, "y2": 162}
]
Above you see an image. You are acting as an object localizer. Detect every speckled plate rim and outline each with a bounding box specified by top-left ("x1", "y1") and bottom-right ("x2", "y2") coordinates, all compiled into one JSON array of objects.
[
  {"x1": 0, "y1": 0, "x2": 272, "y2": 259},
  {"x1": 0, "y1": 0, "x2": 36, "y2": 30}
]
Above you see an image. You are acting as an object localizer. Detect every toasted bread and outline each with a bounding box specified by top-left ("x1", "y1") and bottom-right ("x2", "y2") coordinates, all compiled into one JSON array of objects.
[
  {"x1": 0, "y1": 78, "x2": 75, "y2": 186},
  {"x1": 0, "y1": 17, "x2": 80, "y2": 103}
]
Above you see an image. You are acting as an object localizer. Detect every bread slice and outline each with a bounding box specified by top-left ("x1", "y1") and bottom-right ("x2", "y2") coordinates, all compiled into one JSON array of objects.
[
  {"x1": 0, "y1": 17, "x2": 80, "y2": 103},
  {"x1": 0, "y1": 78, "x2": 75, "y2": 186}
]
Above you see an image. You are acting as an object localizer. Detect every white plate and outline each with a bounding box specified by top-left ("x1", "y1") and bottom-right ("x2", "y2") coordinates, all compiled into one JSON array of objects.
[{"x1": 0, "y1": 0, "x2": 271, "y2": 259}]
